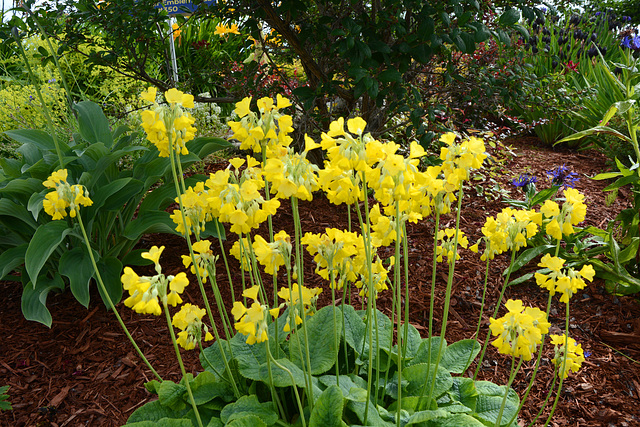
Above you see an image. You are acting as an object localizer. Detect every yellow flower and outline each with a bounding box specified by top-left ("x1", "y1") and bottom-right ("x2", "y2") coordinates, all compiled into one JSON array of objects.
[
  {"x1": 277, "y1": 283, "x2": 322, "y2": 332},
  {"x1": 121, "y1": 249, "x2": 188, "y2": 315},
  {"x1": 42, "y1": 169, "x2": 93, "y2": 220},
  {"x1": 232, "y1": 286, "x2": 275, "y2": 344},
  {"x1": 489, "y1": 299, "x2": 550, "y2": 361},
  {"x1": 182, "y1": 239, "x2": 217, "y2": 283},
  {"x1": 172, "y1": 303, "x2": 213, "y2": 350},
  {"x1": 140, "y1": 87, "x2": 157, "y2": 104},
  {"x1": 550, "y1": 334, "x2": 585, "y2": 379},
  {"x1": 435, "y1": 228, "x2": 469, "y2": 263},
  {"x1": 535, "y1": 255, "x2": 594, "y2": 303}
]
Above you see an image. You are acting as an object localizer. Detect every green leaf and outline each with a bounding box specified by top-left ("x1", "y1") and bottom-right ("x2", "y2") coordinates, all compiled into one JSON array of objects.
[
  {"x1": 0, "y1": 198, "x2": 37, "y2": 229},
  {"x1": 95, "y1": 256, "x2": 123, "y2": 308},
  {"x1": 226, "y1": 415, "x2": 267, "y2": 427},
  {"x1": 347, "y1": 400, "x2": 394, "y2": 426},
  {"x1": 59, "y1": 247, "x2": 95, "y2": 308},
  {"x1": 230, "y1": 333, "x2": 268, "y2": 381},
  {"x1": 200, "y1": 339, "x2": 233, "y2": 381},
  {"x1": 73, "y1": 101, "x2": 113, "y2": 147},
  {"x1": 378, "y1": 68, "x2": 402, "y2": 83},
  {"x1": 26, "y1": 221, "x2": 73, "y2": 288},
  {"x1": 21, "y1": 274, "x2": 65, "y2": 328},
  {"x1": 529, "y1": 186, "x2": 559, "y2": 207},
  {"x1": 123, "y1": 211, "x2": 180, "y2": 240},
  {"x1": 158, "y1": 380, "x2": 188, "y2": 411},
  {"x1": 406, "y1": 409, "x2": 450, "y2": 425},
  {"x1": 446, "y1": 377, "x2": 478, "y2": 411},
  {"x1": 505, "y1": 245, "x2": 555, "y2": 277},
  {"x1": 189, "y1": 371, "x2": 234, "y2": 405},
  {"x1": 499, "y1": 8, "x2": 520, "y2": 26},
  {"x1": 0, "y1": 244, "x2": 27, "y2": 279},
  {"x1": 4, "y1": 129, "x2": 58, "y2": 152},
  {"x1": 558, "y1": 126, "x2": 631, "y2": 144},
  {"x1": 186, "y1": 137, "x2": 232, "y2": 159},
  {"x1": 309, "y1": 385, "x2": 343, "y2": 427},
  {"x1": 127, "y1": 399, "x2": 189, "y2": 423},
  {"x1": 474, "y1": 381, "x2": 519, "y2": 426},
  {"x1": 441, "y1": 340, "x2": 481, "y2": 374},
  {"x1": 290, "y1": 305, "x2": 342, "y2": 375},
  {"x1": 259, "y1": 358, "x2": 307, "y2": 388},
  {"x1": 220, "y1": 395, "x2": 278, "y2": 426},
  {"x1": 432, "y1": 413, "x2": 486, "y2": 426},
  {"x1": 342, "y1": 305, "x2": 366, "y2": 357},
  {"x1": 600, "y1": 104, "x2": 618, "y2": 127},
  {"x1": 126, "y1": 420, "x2": 192, "y2": 427},
  {"x1": 409, "y1": 337, "x2": 445, "y2": 366},
  {"x1": 318, "y1": 375, "x2": 367, "y2": 402}
]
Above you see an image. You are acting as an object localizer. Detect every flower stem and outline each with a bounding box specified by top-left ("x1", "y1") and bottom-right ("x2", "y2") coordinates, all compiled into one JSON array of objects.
[
  {"x1": 76, "y1": 214, "x2": 161, "y2": 381},
  {"x1": 162, "y1": 300, "x2": 203, "y2": 427}
]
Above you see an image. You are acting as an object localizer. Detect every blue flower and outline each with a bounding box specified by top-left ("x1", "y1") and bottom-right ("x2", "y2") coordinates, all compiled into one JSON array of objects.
[
  {"x1": 621, "y1": 35, "x2": 640, "y2": 50},
  {"x1": 47, "y1": 78, "x2": 56, "y2": 83},
  {"x1": 512, "y1": 174, "x2": 538, "y2": 188},
  {"x1": 547, "y1": 164, "x2": 579, "y2": 189}
]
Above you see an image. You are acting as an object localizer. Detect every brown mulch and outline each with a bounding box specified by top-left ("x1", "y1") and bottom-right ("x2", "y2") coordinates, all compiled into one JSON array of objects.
[{"x1": 1, "y1": 135, "x2": 639, "y2": 427}]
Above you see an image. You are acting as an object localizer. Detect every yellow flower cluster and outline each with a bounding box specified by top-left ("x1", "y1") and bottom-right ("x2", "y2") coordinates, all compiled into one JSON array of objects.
[
  {"x1": 252, "y1": 231, "x2": 292, "y2": 275},
  {"x1": 540, "y1": 188, "x2": 587, "y2": 240},
  {"x1": 42, "y1": 169, "x2": 93, "y2": 220},
  {"x1": 232, "y1": 286, "x2": 278, "y2": 345},
  {"x1": 170, "y1": 182, "x2": 211, "y2": 237},
  {"x1": 214, "y1": 23, "x2": 240, "y2": 36},
  {"x1": 206, "y1": 159, "x2": 280, "y2": 235},
  {"x1": 277, "y1": 283, "x2": 322, "y2": 332},
  {"x1": 435, "y1": 228, "x2": 469, "y2": 263},
  {"x1": 172, "y1": 303, "x2": 214, "y2": 350},
  {"x1": 535, "y1": 254, "x2": 595, "y2": 303},
  {"x1": 140, "y1": 87, "x2": 196, "y2": 158},
  {"x1": 549, "y1": 334, "x2": 585, "y2": 379},
  {"x1": 489, "y1": 299, "x2": 550, "y2": 361},
  {"x1": 439, "y1": 132, "x2": 487, "y2": 192},
  {"x1": 182, "y1": 239, "x2": 217, "y2": 283},
  {"x1": 470, "y1": 207, "x2": 541, "y2": 261},
  {"x1": 121, "y1": 246, "x2": 188, "y2": 315},
  {"x1": 263, "y1": 141, "x2": 320, "y2": 201},
  {"x1": 227, "y1": 95, "x2": 293, "y2": 153}
]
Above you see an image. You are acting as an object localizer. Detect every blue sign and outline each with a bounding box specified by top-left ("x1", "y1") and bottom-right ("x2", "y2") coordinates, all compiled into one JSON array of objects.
[{"x1": 158, "y1": 0, "x2": 216, "y2": 15}]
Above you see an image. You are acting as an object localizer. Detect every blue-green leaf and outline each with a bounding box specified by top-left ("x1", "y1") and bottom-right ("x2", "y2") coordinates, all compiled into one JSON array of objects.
[
  {"x1": 59, "y1": 247, "x2": 95, "y2": 308},
  {"x1": 309, "y1": 385, "x2": 343, "y2": 427},
  {"x1": 73, "y1": 101, "x2": 113, "y2": 147},
  {"x1": 21, "y1": 274, "x2": 65, "y2": 328},
  {"x1": 26, "y1": 221, "x2": 73, "y2": 288}
]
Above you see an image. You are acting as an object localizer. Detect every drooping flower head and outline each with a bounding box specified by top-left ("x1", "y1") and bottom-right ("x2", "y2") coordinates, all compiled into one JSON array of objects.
[
  {"x1": 227, "y1": 95, "x2": 293, "y2": 154},
  {"x1": 489, "y1": 299, "x2": 550, "y2": 361},
  {"x1": 550, "y1": 334, "x2": 585, "y2": 379},
  {"x1": 263, "y1": 141, "x2": 320, "y2": 201},
  {"x1": 170, "y1": 182, "x2": 212, "y2": 238},
  {"x1": 121, "y1": 246, "x2": 189, "y2": 315},
  {"x1": 277, "y1": 283, "x2": 322, "y2": 332},
  {"x1": 439, "y1": 133, "x2": 487, "y2": 192},
  {"x1": 42, "y1": 169, "x2": 93, "y2": 220},
  {"x1": 252, "y1": 231, "x2": 292, "y2": 275},
  {"x1": 436, "y1": 228, "x2": 469, "y2": 263},
  {"x1": 182, "y1": 239, "x2": 218, "y2": 283},
  {"x1": 232, "y1": 286, "x2": 278, "y2": 345},
  {"x1": 172, "y1": 303, "x2": 214, "y2": 350},
  {"x1": 539, "y1": 188, "x2": 587, "y2": 240},
  {"x1": 140, "y1": 87, "x2": 196, "y2": 158},
  {"x1": 535, "y1": 254, "x2": 595, "y2": 303}
]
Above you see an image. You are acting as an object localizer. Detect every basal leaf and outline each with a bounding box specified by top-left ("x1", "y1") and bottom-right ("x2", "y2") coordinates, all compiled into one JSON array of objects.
[
  {"x1": 21, "y1": 274, "x2": 65, "y2": 328},
  {"x1": 309, "y1": 385, "x2": 344, "y2": 427},
  {"x1": 26, "y1": 221, "x2": 73, "y2": 288}
]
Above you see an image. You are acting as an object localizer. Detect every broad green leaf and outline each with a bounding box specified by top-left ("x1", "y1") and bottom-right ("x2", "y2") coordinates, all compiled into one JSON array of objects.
[
  {"x1": 342, "y1": 305, "x2": 366, "y2": 356},
  {"x1": 59, "y1": 247, "x2": 95, "y2": 308},
  {"x1": 186, "y1": 137, "x2": 232, "y2": 159},
  {"x1": 158, "y1": 380, "x2": 187, "y2": 411},
  {"x1": 0, "y1": 198, "x2": 37, "y2": 228},
  {"x1": 100, "y1": 179, "x2": 144, "y2": 212},
  {"x1": 474, "y1": 381, "x2": 519, "y2": 426},
  {"x1": 378, "y1": 68, "x2": 402, "y2": 83},
  {"x1": 393, "y1": 364, "x2": 453, "y2": 400},
  {"x1": 220, "y1": 395, "x2": 278, "y2": 426},
  {"x1": 406, "y1": 409, "x2": 450, "y2": 425},
  {"x1": 318, "y1": 375, "x2": 367, "y2": 402},
  {"x1": 290, "y1": 305, "x2": 342, "y2": 375},
  {"x1": 604, "y1": 174, "x2": 639, "y2": 191},
  {"x1": 0, "y1": 244, "x2": 27, "y2": 279},
  {"x1": 4, "y1": 129, "x2": 59, "y2": 152},
  {"x1": 27, "y1": 192, "x2": 45, "y2": 222},
  {"x1": 226, "y1": 415, "x2": 267, "y2": 427},
  {"x1": 123, "y1": 211, "x2": 181, "y2": 240},
  {"x1": 189, "y1": 371, "x2": 234, "y2": 405},
  {"x1": 200, "y1": 339, "x2": 233, "y2": 381},
  {"x1": 126, "y1": 419, "x2": 192, "y2": 426},
  {"x1": 390, "y1": 323, "x2": 422, "y2": 363},
  {"x1": 431, "y1": 413, "x2": 486, "y2": 426},
  {"x1": 26, "y1": 221, "x2": 73, "y2": 288},
  {"x1": 95, "y1": 256, "x2": 123, "y2": 307},
  {"x1": 600, "y1": 104, "x2": 618, "y2": 127},
  {"x1": 73, "y1": 101, "x2": 113, "y2": 147},
  {"x1": 21, "y1": 275, "x2": 65, "y2": 328},
  {"x1": 309, "y1": 385, "x2": 344, "y2": 427},
  {"x1": 499, "y1": 8, "x2": 520, "y2": 26},
  {"x1": 259, "y1": 358, "x2": 307, "y2": 388},
  {"x1": 409, "y1": 336, "x2": 445, "y2": 366},
  {"x1": 127, "y1": 400, "x2": 189, "y2": 423},
  {"x1": 230, "y1": 333, "x2": 268, "y2": 381},
  {"x1": 446, "y1": 377, "x2": 478, "y2": 411},
  {"x1": 347, "y1": 400, "x2": 394, "y2": 426},
  {"x1": 0, "y1": 177, "x2": 44, "y2": 202},
  {"x1": 529, "y1": 186, "x2": 559, "y2": 207},
  {"x1": 441, "y1": 340, "x2": 481, "y2": 374}
]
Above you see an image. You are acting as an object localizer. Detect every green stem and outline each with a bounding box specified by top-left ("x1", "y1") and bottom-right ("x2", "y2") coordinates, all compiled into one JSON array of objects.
[
  {"x1": 76, "y1": 214, "x2": 161, "y2": 381},
  {"x1": 466, "y1": 256, "x2": 490, "y2": 371},
  {"x1": 495, "y1": 357, "x2": 524, "y2": 427},
  {"x1": 162, "y1": 300, "x2": 203, "y2": 427},
  {"x1": 266, "y1": 341, "x2": 306, "y2": 427},
  {"x1": 542, "y1": 301, "x2": 571, "y2": 427}
]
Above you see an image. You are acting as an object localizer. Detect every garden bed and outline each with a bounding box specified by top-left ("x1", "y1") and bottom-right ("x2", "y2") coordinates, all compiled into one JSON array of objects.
[{"x1": 0, "y1": 135, "x2": 638, "y2": 427}]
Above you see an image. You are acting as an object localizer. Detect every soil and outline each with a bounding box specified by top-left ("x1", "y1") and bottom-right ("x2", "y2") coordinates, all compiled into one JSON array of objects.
[{"x1": 1, "y1": 134, "x2": 639, "y2": 427}]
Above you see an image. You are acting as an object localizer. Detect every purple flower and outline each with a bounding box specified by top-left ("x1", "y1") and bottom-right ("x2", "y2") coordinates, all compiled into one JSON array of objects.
[
  {"x1": 621, "y1": 35, "x2": 640, "y2": 50},
  {"x1": 47, "y1": 78, "x2": 56, "y2": 83},
  {"x1": 512, "y1": 174, "x2": 538, "y2": 188},
  {"x1": 547, "y1": 164, "x2": 579, "y2": 189}
]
